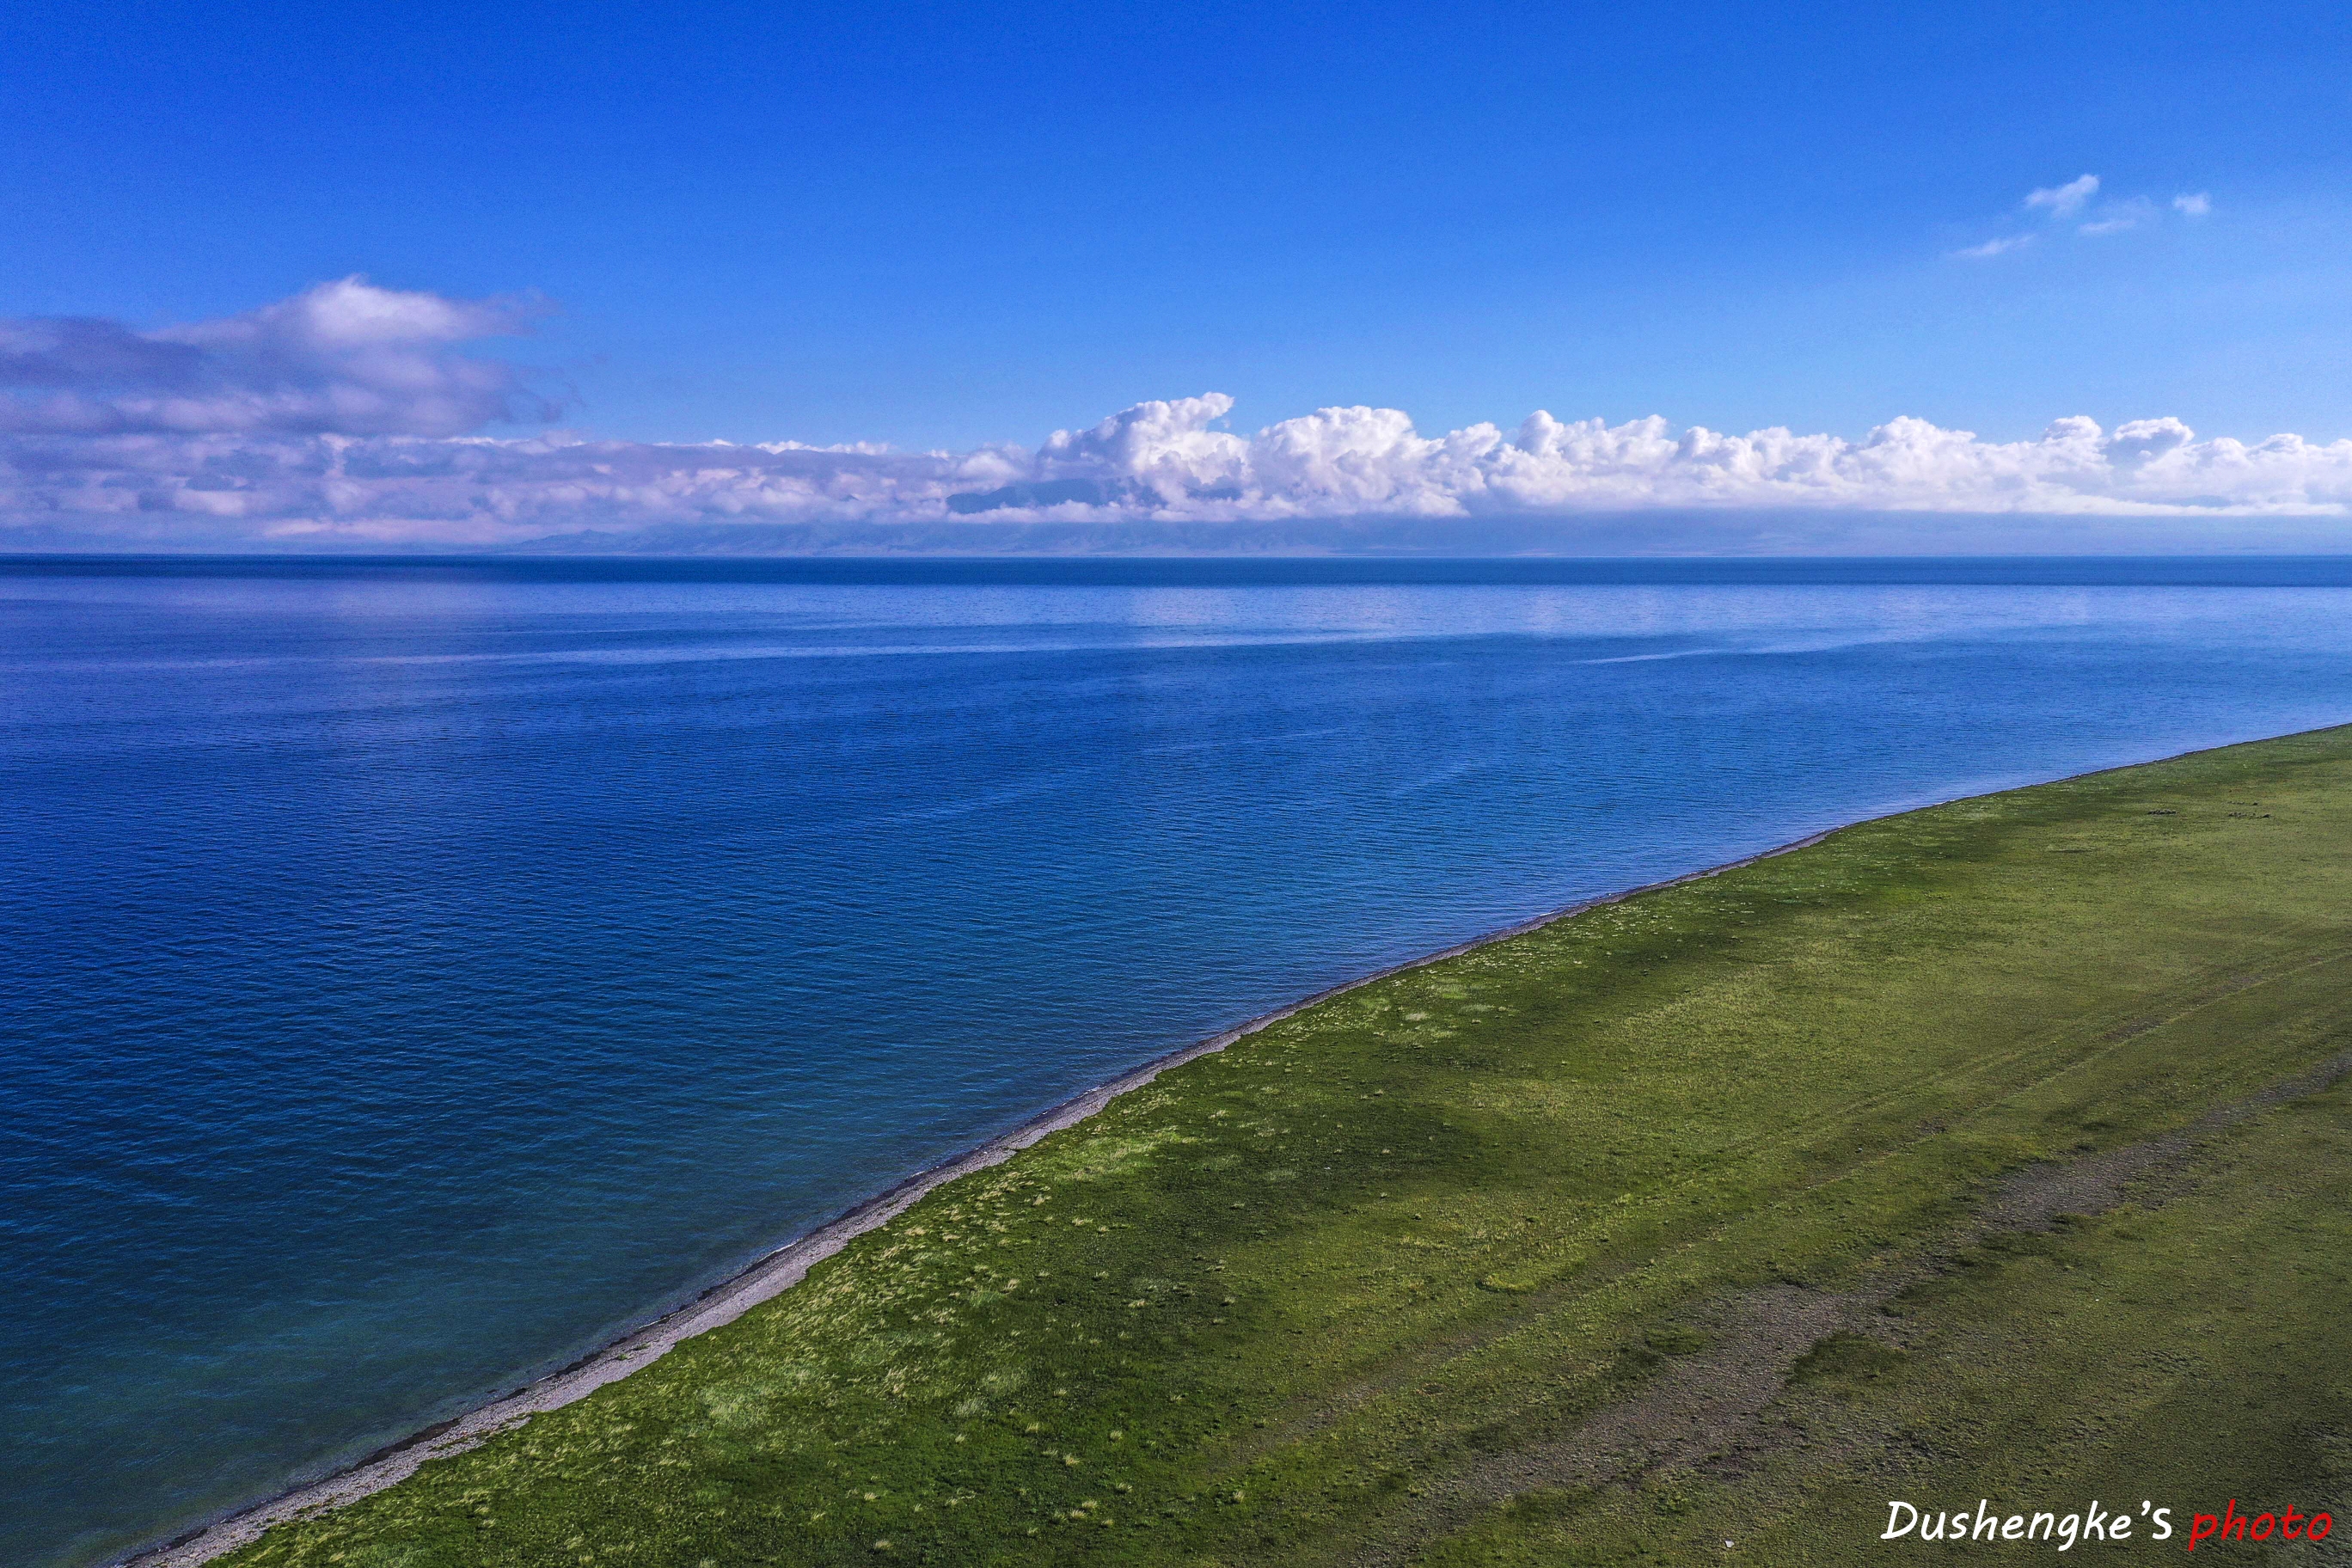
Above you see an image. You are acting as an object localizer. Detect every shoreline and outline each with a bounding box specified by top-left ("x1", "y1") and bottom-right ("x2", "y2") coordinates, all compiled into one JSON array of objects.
[
  {"x1": 116, "y1": 719, "x2": 2345, "y2": 1568},
  {"x1": 118, "y1": 821, "x2": 1847, "y2": 1568}
]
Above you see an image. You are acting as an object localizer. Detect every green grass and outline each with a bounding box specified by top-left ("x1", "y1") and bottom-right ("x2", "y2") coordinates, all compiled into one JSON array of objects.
[{"x1": 217, "y1": 726, "x2": 2352, "y2": 1566}]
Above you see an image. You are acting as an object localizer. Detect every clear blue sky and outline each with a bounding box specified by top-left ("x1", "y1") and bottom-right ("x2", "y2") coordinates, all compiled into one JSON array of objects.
[{"x1": 4, "y1": 0, "x2": 2348, "y2": 450}]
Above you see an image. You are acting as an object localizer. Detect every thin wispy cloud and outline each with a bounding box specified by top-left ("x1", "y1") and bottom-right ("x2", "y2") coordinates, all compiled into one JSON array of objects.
[
  {"x1": 2078, "y1": 197, "x2": 2157, "y2": 236},
  {"x1": 5, "y1": 286, "x2": 2349, "y2": 549},
  {"x1": 1952, "y1": 236, "x2": 2036, "y2": 259},
  {"x1": 2024, "y1": 174, "x2": 2100, "y2": 218},
  {"x1": 1956, "y1": 175, "x2": 2213, "y2": 257}
]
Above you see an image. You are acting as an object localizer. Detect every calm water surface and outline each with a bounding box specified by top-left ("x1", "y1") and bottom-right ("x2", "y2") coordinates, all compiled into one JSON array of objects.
[{"x1": 7, "y1": 556, "x2": 2352, "y2": 1566}]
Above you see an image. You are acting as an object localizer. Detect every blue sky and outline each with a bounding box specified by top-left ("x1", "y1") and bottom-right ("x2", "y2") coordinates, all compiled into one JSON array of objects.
[
  {"x1": 4, "y1": 1, "x2": 2351, "y2": 550},
  {"x1": 6, "y1": 0, "x2": 2348, "y2": 450}
]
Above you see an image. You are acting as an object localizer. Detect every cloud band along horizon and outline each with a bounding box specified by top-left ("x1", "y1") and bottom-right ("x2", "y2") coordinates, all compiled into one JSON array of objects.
[{"x1": 4, "y1": 280, "x2": 2350, "y2": 551}]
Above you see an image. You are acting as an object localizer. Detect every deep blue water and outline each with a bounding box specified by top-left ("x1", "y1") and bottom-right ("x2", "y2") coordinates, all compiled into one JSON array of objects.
[{"x1": 7, "y1": 555, "x2": 2352, "y2": 1567}]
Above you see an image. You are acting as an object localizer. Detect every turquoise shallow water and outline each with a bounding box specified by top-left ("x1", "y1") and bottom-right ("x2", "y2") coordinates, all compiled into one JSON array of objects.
[{"x1": 6, "y1": 555, "x2": 2352, "y2": 1567}]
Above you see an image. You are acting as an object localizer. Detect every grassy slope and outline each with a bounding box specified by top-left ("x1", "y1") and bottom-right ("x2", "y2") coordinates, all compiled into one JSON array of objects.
[{"x1": 219, "y1": 728, "x2": 2352, "y2": 1567}]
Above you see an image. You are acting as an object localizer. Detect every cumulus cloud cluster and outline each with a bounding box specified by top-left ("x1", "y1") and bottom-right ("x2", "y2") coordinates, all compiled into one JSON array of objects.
[{"x1": 3, "y1": 283, "x2": 2349, "y2": 550}]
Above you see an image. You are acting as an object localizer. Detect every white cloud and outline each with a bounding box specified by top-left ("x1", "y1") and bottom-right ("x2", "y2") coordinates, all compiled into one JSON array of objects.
[
  {"x1": 2024, "y1": 174, "x2": 2100, "y2": 218},
  {"x1": 2076, "y1": 197, "x2": 2156, "y2": 236},
  {"x1": 4, "y1": 285, "x2": 2349, "y2": 549},
  {"x1": 1956, "y1": 178, "x2": 2212, "y2": 258},
  {"x1": 0, "y1": 278, "x2": 550, "y2": 438}
]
